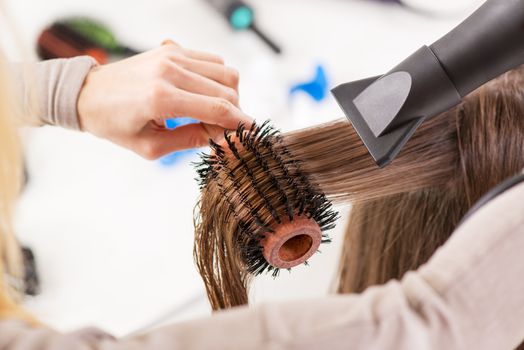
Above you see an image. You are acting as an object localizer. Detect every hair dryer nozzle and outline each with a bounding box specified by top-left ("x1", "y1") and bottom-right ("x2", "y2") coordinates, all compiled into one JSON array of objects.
[
  {"x1": 332, "y1": 46, "x2": 460, "y2": 167},
  {"x1": 332, "y1": 77, "x2": 423, "y2": 167}
]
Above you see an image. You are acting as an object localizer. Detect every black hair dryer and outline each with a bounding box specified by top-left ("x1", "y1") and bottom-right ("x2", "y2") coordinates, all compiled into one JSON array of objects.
[{"x1": 332, "y1": 0, "x2": 524, "y2": 167}]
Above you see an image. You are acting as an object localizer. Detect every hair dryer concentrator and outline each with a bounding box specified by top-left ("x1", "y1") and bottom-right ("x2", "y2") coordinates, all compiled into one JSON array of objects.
[{"x1": 332, "y1": 0, "x2": 524, "y2": 167}]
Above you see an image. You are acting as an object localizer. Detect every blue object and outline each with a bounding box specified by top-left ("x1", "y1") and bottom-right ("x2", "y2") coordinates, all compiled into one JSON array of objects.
[
  {"x1": 164, "y1": 117, "x2": 197, "y2": 130},
  {"x1": 290, "y1": 65, "x2": 329, "y2": 102},
  {"x1": 159, "y1": 117, "x2": 199, "y2": 166},
  {"x1": 230, "y1": 5, "x2": 254, "y2": 30}
]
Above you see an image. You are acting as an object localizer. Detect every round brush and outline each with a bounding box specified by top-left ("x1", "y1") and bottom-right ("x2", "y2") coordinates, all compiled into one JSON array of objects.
[{"x1": 195, "y1": 120, "x2": 338, "y2": 275}]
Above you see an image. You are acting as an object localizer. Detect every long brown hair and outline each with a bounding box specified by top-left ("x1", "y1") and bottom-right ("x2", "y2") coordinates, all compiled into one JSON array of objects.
[
  {"x1": 336, "y1": 67, "x2": 524, "y2": 349},
  {"x1": 195, "y1": 66, "x2": 524, "y2": 311},
  {"x1": 337, "y1": 66, "x2": 524, "y2": 293}
]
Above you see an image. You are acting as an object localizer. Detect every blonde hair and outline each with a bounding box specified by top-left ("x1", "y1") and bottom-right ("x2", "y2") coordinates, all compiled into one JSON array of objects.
[
  {"x1": 0, "y1": 45, "x2": 39, "y2": 324},
  {"x1": 0, "y1": 51, "x2": 26, "y2": 316}
]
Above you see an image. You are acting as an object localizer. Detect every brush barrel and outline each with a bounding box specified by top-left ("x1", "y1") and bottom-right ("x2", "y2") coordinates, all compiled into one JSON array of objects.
[
  {"x1": 261, "y1": 217, "x2": 322, "y2": 269},
  {"x1": 430, "y1": 0, "x2": 524, "y2": 97}
]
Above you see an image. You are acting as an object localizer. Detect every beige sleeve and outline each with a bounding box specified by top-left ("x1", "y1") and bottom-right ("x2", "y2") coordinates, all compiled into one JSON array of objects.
[
  {"x1": 10, "y1": 56, "x2": 97, "y2": 130},
  {"x1": 1, "y1": 182, "x2": 524, "y2": 349}
]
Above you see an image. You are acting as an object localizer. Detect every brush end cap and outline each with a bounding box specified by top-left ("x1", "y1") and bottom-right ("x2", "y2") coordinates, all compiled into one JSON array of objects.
[{"x1": 261, "y1": 217, "x2": 321, "y2": 269}]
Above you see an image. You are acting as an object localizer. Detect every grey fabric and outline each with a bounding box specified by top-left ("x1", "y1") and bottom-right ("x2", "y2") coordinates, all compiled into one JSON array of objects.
[
  {"x1": 11, "y1": 56, "x2": 97, "y2": 130},
  {"x1": 0, "y1": 321, "x2": 108, "y2": 350},
  {"x1": 1, "y1": 181, "x2": 524, "y2": 349}
]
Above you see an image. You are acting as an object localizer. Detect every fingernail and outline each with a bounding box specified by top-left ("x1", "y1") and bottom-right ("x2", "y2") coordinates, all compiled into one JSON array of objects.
[{"x1": 161, "y1": 39, "x2": 175, "y2": 46}]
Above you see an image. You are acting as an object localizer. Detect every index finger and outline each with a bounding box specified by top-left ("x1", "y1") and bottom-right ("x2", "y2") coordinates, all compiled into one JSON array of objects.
[
  {"x1": 161, "y1": 39, "x2": 225, "y2": 64},
  {"x1": 183, "y1": 48, "x2": 225, "y2": 65},
  {"x1": 163, "y1": 88, "x2": 253, "y2": 130}
]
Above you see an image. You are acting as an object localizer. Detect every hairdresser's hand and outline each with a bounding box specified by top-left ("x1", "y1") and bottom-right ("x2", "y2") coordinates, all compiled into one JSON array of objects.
[{"x1": 77, "y1": 40, "x2": 252, "y2": 159}]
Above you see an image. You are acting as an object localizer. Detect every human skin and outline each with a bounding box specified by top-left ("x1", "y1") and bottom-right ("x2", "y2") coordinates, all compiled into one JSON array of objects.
[{"x1": 77, "y1": 40, "x2": 253, "y2": 159}]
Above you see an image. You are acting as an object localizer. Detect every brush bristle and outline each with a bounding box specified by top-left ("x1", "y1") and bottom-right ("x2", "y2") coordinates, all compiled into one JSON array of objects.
[{"x1": 194, "y1": 120, "x2": 339, "y2": 276}]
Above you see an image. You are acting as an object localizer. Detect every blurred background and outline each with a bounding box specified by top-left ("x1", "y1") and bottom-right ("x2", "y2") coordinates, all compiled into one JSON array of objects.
[{"x1": 0, "y1": 0, "x2": 483, "y2": 337}]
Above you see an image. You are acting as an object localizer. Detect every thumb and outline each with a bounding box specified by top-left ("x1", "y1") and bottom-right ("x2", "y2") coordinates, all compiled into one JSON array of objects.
[{"x1": 138, "y1": 123, "x2": 224, "y2": 159}]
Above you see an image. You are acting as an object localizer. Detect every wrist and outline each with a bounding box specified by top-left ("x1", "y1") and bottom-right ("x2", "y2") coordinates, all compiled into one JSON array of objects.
[{"x1": 77, "y1": 64, "x2": 101, "y2": 133}]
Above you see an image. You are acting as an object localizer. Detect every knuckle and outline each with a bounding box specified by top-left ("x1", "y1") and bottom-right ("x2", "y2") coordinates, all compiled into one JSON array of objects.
[
  {"x1": 169, "y1": 63, "x2": 187, "y2": 81},
  {"x1": 223, "y1": 87, "x2": 239, "y2": 105},
  {"x1": 224, "y1": 67, "x2": 239, "y2": 87},
  {"x1": 139, "y1": 141, "x2": 161, "y2": 160},
  {"x1": 155, "y1": 58, "x2": 172, "y2": 77},
  {"x1": 147, "y1": 83, "x2": 166, "y2": 106},
  {"x1": 168, "y1": 53, "x2": 185, "y2": 64},
  {"x1": 212, "y1": 98, "x2": 233, "y2": 116},
  {"x1": 188, "y1": 129, "x2": 206, "y2": 148},
  {"x1": 162, "y1": 40, "x2": 181, "y2": 50},
  {"x1": 213, "y1": 55, "x2": 225, "y2": 65}
]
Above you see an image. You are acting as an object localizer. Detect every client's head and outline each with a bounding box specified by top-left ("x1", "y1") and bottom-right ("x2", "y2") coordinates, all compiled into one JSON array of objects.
[{"x1": 337, "y1": 65, "x2": 524, "y2": 293}]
